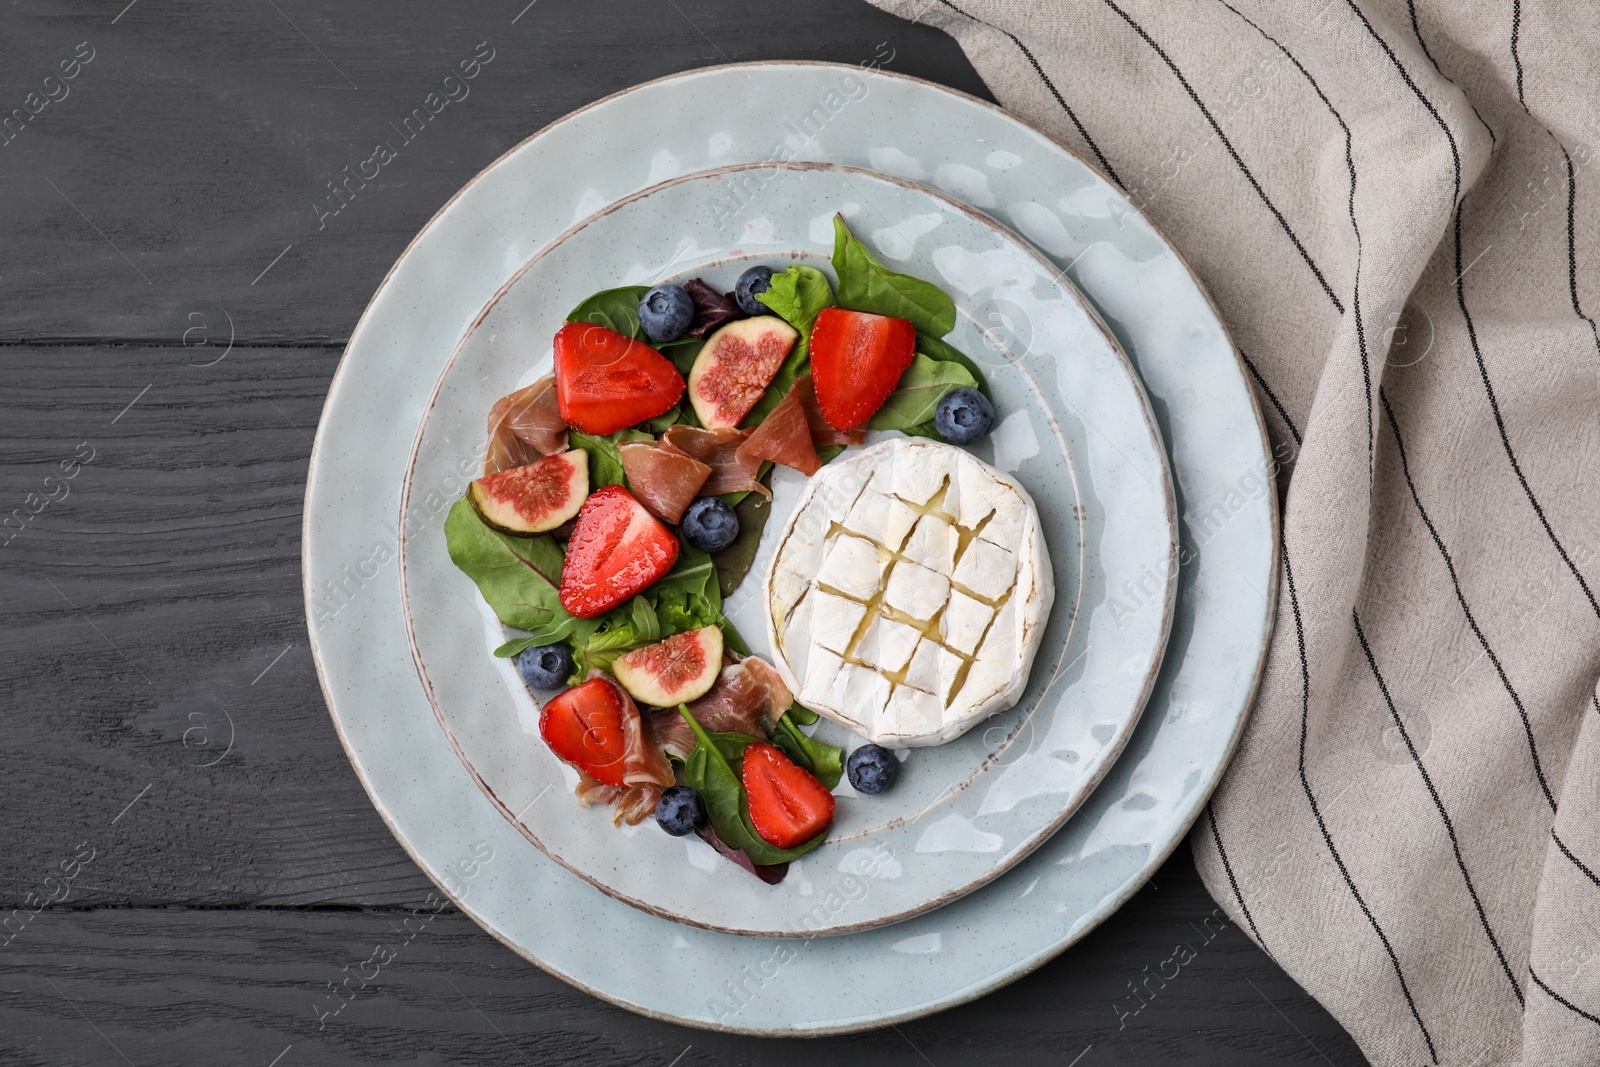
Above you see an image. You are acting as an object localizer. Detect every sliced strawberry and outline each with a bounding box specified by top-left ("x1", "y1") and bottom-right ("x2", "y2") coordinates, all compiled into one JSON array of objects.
[
  {"x1": 539, "y1": 677, "x2": 630, "y2": 786},
  {"x1": 559, "y1": 484, "x2": 679, "y2": 618},
  {"x1": 808, "y1": 307, "x2": 917, "y2": 431},
  {"x1": 741, "y1": 742, "x2": 835, "y2": 849},
  {"x1": 553, "y1": 322, "x2": 685, "y2": 435}
]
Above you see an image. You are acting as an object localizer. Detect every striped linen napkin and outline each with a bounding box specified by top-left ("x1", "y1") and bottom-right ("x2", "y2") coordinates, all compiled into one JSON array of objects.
[{"x1": 862, "y1": 1, "x2": 1600, "y2": 1064}]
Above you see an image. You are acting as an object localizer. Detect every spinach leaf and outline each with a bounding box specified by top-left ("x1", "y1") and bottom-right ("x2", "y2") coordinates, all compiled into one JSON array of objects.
[
  {"x1": 770, "y1": 711, "x2": 844, "y2": 789},
  {"x1": 745, "y1": 264, "x2": 835, "y2": 426},
  {"x1": 717, "y1": 614, "x2": 751, "y2": 657},
  {"x1": 831, "y1": 214, "x2": 957, "y2": 337},
  {"x1": 867, "y1": 352, "x2": 978, "y2": 432},
  {"x1": 446, "y1": 498, "x2": 589, "y2": 642},
  {"x1": 916, "y1": 331, "x2": 991, "y2": 397},
  {"x1": 786, "y1": 703, "x2": 819, "y2": 726},
  {"x1": 569, "y1": 428, "x2": 652, "y2": 490},
  {"x1": 566, "y1": 286, "x2": 649, "y2": 338},
  {"x1": 659, "y1": 337, "x2": 704, "y2": 377},
  {"x1": 680, "y1": 708, "x2": 829, "y2": 866},
  {"x1": 712, "y1": 490, "x2": 772, "y2": 598}
]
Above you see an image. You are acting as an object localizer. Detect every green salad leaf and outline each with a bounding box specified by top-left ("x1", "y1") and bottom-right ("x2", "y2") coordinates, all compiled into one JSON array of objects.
[
  {"x1": 746, "y1": 264, "x2": 835, "y2": 426},
  {"x1": 867, "y1": 352, "x2": 979, "y2": 432},
  {"x1": 769, "y1": 710, "x2": 844, "y2": 789},
  {"x1": 831, "y1": 214, "x2": 957, "y2": 337},
  {"x1": 566, "y1": 286, "x2": 649, "y2": 338},
  {"x1": 679, "y1": 708, "x2": 829, "y2": 866},
  {"x1": 916, "y1": 331, "x2": 990, "y2": 397},
  {"x1": 446, "y1": 499, "x2": 588, "y2": 643},
  {"x1": 712, "y1": 491, "x2": 773, "y2": 598},
  {"x1": 568, "y1": 428, "x2": 652, "y2": 490}
]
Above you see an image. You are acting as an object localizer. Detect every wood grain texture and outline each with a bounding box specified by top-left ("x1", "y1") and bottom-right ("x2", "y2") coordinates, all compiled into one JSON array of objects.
[
  {"x1": 0, "y1": 860, "x2": 1362, "y2": 1066},
  {"x1": 0, "y1": 0, "x2": 989, "y2": 345},
  {"x1": 0, "y1": 0, "x2": 1369, "y2": 1061}
]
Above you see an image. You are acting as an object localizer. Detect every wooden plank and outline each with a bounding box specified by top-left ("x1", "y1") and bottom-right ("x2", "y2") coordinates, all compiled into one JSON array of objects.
[
  {"x1": 0, "y1": 0, "x2": 990, "y2": 345},
  {"x1": 0, "y1": 344, "x2": 433, "y2": 908},
  {"x1": 0, "y1": 860, "x2": 1365, "y2": 1065}
]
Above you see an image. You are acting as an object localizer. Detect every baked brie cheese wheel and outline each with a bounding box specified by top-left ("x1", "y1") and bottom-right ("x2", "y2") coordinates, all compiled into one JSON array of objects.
[{"x1": 764, "y1": 437, "x2": 1053, "y2": 747}]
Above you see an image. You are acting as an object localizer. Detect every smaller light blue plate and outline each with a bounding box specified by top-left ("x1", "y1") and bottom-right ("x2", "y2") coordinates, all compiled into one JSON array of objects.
[{"x1": 400, "y1": 163, "x2": 1176, "y2": 938}]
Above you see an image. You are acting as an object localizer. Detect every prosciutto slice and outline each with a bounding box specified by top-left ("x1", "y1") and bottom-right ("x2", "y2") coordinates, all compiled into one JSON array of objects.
[
  {"x1": 618, "y1": 441, "x2": 711, "y2": 524},
  {"x1": 484, "y1": 375, "x2": 567, "y2": 474},
  {"x1": 735, "y1": 386, "x2": 821, "y2": 476},
  {"x1": 643, "y1": 655, "x2": 796, "y2": 760},
  {"x1": 793, "y1": 374, "x2": 865, "y2": 448},
  {"x1": 571, "y1": 670, "x2": 675, "y2": 826},
  {"x1": 660, "y1": 424, "x2": 768, "y2": 498}
]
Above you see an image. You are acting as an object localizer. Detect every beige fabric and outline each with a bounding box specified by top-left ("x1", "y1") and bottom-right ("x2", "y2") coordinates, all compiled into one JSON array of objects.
[{"x1": 860, "y1": 1, "x2": 1600, "y2": 1063}]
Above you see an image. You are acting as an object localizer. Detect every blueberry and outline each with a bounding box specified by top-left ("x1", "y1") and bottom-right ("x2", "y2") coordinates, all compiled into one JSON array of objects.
[
  {"x1": 733, "y1": 266, "x2": 775, "y2": 317},
  {"x1": 934, "y1": 387, "x2": 995, "y2": 445},
  {"x1": 679, "y1": 497, "x2": 740, "y2": 553},
  {"x1": 847, "y1": 744, "x2": 899, "y2": 795},
  {"x1": 655, "y1": 786, "x2": 708, "y2": 836},
  {"x1": 515, "y1": 642, "x2": 573, "y2": 689},
  {"x1": 638, "y1": 284, "x2": 695, "y2": 343}
]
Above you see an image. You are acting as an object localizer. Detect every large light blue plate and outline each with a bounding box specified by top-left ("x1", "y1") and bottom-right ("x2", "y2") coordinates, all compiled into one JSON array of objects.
[
  {"x1": 398, "y1": 163, "x2": 1175, "y2": 938},
  {"x1": 304, "y1": 62, "x2": 1275, "y2": 1034}
]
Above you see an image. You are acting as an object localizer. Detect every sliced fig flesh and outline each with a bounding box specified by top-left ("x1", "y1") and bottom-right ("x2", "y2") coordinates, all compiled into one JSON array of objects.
[
  {"x1": 612, "y1": 625, "x2": 724, "y2": 706},
  {"x1": 687, "y1": 317, "x2": 799, "y2": 430},
  {"x1": 468, "y1": 450, "x2": 589, "y2": 535}
]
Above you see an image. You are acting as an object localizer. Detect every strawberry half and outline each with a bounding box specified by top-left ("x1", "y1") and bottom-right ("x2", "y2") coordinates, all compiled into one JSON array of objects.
[
  {"x1": 559, "y1": 484, "x2": 679, "y2": 618},
  {"x1": 539, "y1": 677, "x2": 630, "y2": 785},
  {"x1": 741, "y1": 742, "x2": 835, "y2": 849},
  {"x1": 807, "y1": 307, "x2": 917, "y2": 431},
  {"x1": 554, "y1": 321, "x2": 685, "y2": 435}
]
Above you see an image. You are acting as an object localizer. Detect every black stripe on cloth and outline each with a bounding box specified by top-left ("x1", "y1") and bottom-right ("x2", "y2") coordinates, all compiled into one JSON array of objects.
[
  {"x1": 1343, "y1": 0, "x2": 1462, "y2": 204},
  {"x1": 1511, "y1": 0, "x2": 1527, "y2": 108},
  {"x1": 1378, "y1": 389, "x2": 1557, "y2": 810},
  {"x1": 1214, "y1": 2, "x2": 1372, "y2": 468},
  {"x1": 1352, "y1": 611, "x2": 1526, "y2": 1004},
  {"x1": 1553, "y1": 832, "x2": 1600, "y2": 890},
  {"x1": 1096, "y1": 0, "x2": 1344, "y2": 313},
  {"x1": 1238, "y1": 348, "x2": 1302, "y2": 447},
  {"x1": 1407, "y1": 0, "x2": 1439, "y2": 73},
  {"x1": 1531, "y1": 968, "x2": 1600, "y2": 1028},
  {"x1": 1284, "y1": 547, "x2": 1440, "y2": 1061},
  {"x1": 1405, "y1": 0, "x2": 1497, "y2": 144},
  {"x1": 1205, "y1": 804, "x2": 1268, "y2": 951},
  {"x1": 1593, "y1": 694, "x2": 1600, "y2": 717},
  {"x1": 931, "y1": 0, "x2": 1125, "y2": 188},
  {"x1": 1453, "y1": 211, "x2": 1600, "y2": 620},
  {"x1": 1563, "y1": 148, "x2": 1600, "y2": 356}
]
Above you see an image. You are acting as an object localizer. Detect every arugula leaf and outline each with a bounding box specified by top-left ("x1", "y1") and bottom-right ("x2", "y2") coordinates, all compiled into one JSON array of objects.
[
  {"x1": 831, "y1": 214, "x2": 957, "y2": 337},
  {"x1": 712, "y1": 491, "x2": 772, "y2": 598},
  {"x1": 770, "y1": 711, "x2": 844, "y2": 789},
  {"x1": 757, "y1": 264, "x2": 834, "y2": 333},
  {"x1": 568, "y1": 428, "x2": 652, "y2": 490},
  {"x1": 566, "y1": 286, "x2": 649, "y2": 338},
  {"x1": 746, "y1": 265, "x2": 835, "y2": 426},
  {"x1": 916, "y1": 331, "x2": 991, "y2": 397},
  {"x1": 679, "y1": 708, "x2": 829, "y2": 866},
  {"x1": 867, "y1": 352, "x2": 979, "y2": 432},
  {"x1": 446, "y1": 498, "x2": 589, "y2": 643}
]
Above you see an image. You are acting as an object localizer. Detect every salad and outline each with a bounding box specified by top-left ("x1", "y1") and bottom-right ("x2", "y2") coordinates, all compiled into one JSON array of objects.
[{"x1": 445, "y1": 214, "x2": 1002, "y2": 881}]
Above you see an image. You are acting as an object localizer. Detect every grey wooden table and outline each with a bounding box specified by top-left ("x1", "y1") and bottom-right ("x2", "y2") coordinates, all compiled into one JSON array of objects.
[{"x1": 0, "y1": 2, "x2": 1369, "y2": 1063}]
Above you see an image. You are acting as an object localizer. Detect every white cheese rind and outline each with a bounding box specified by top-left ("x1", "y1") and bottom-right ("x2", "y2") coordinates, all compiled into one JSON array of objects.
[{"x1": 764, "y1": 437, "x2": 1054, "y2": 747}]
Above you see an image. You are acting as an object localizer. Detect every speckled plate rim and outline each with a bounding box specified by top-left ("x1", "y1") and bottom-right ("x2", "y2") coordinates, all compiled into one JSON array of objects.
[
  {"x1": 303, "y1": 61, "x2": 1278, "y2": 1036},
  {"x1": 396, "y1": 159, "x2": 1175, "y2": 937}
]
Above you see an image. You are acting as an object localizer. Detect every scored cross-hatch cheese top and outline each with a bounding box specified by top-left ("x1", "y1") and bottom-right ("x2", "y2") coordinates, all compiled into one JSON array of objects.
[{"x1": 764, "y1": 437, "x2": 1053, "y2": 747}]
